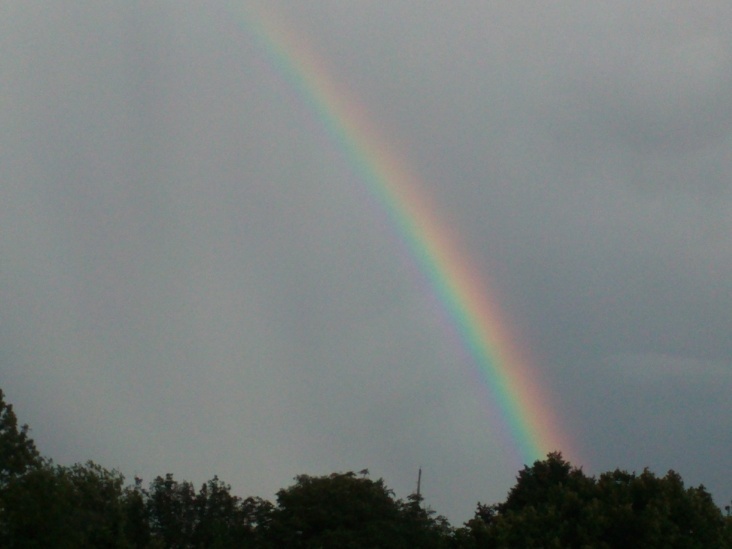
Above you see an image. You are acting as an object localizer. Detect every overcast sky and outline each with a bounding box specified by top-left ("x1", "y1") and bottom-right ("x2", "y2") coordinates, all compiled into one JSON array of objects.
[{"x1": 2, "y1": 1, "x2": 732, "y2": 522}]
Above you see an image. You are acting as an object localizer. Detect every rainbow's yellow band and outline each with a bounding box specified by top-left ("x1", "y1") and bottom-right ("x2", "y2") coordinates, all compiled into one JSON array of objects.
[{"x1": 227, "y1": 2, "x2": 575, "y2": 465}]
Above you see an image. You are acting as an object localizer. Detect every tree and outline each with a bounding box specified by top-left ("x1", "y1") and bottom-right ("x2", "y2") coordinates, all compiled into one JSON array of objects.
[
  {"x1": 2, "y1": 386, "x2": 730, "y2": 547},
  {"x1": 0, "y1": 389, "x2": 40, "y2": 486},
  {"x1": 121, "y1": 476, "x2": 151, "y2": 548},
  {"x1": 62, "y1": 461, "x2": 129, "y2": 546},
  {"x1": 147, "y1": 473, "x2": 198, "y2": 547},
  {"x1": 0, "y1": 461, "x2": 129, "y2": 548},
  {"x1": 263, "y1": 471, "x2": 451, "y2": 548},
  {"x1": 460, "y1": 452, "x2": 731, "y2": 548},
  {"x1": 144, "y1": 473, "x2": 269, "y2": 548},
  {"x1": 398, "y1": 491, "x2": 453, "y2": 548},
  {"x1": 593, "y1": 468, "x2": 728, "y2": 548},
  {"x1": 192, "y1": 476, "x2": 264, "y2": 548}
]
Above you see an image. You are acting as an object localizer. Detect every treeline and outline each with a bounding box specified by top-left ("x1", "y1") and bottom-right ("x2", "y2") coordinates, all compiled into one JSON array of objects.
[{"x1": 1, "y1": 388, "x2": 730, "y2": 548}]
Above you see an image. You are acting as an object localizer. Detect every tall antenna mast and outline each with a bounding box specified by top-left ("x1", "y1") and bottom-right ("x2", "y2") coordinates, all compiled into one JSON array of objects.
[{"x1": 416, "y1": 466, "x2": 422, "y2": 499}]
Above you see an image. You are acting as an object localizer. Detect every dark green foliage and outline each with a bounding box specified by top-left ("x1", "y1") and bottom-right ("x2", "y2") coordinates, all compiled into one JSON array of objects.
[
  {"x1": 122, "y1": 477, "x2": 151, "y2": 548},
  {"x1": 0, "y1": 389, "x2": 40, "y2": 486},
  {"x1": 0, "y1": 461, "x2": 128, "y2": 548},
  {"x1": 263, "y1": 472, "x2": 451, "y2": 548},
  {"x1": 1, "y1": 464, "x2": 267, "y2": 548},
  {"x1": 147, "y1": 473, "x2": 198, "y2": 547},
  {"x1": 1, "y1": 388, "x2": 731, "y2": 547},
  {"x1": 63, "y1": 461, "x2": 129, "y2": 546},
  {"x1": 399, "y1": 491, "x2": 454, "y2": 548},
  {"x1": 459, "y1": 452, "x2": 731, "y2": 548},
  {"x1": 145, "y1": 473, "x2": 267, "y2": 548},
  {"x1": 591, "y1": 468, "x2": 727, "y2": 548},
  {"x1": 191, "y1": 476, "x2": 256, "y2": 547}
]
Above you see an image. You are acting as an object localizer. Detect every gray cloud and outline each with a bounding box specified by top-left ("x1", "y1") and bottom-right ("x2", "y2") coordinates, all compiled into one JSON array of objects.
[{"x1": 2, "y1": 1, "x2": 731, "y2": 522}]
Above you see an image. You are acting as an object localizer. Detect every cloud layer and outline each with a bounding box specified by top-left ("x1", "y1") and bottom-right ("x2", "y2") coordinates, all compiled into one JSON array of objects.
[{"x1": 2, "y1": 1, "x2": 731, "y2": 521}]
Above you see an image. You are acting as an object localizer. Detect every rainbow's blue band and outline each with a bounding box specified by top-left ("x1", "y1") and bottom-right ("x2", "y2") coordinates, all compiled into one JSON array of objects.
[{"x1": 227, "y1": 2, "x2": 574, "y2": 466}]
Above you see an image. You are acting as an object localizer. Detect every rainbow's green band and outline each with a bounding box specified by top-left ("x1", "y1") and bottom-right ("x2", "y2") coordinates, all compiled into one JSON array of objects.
[{"x1": 229, "y1": 2, "x2": 573, "y2": 465}]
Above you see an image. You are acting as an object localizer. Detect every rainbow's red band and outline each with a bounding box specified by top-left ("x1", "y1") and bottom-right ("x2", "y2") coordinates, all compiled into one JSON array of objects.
[{"x1": 229, "y1": 2, "x2": 576, "y2": 466}]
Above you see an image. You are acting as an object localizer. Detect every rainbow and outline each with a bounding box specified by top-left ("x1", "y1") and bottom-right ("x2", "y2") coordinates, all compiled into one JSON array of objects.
[{"x1": 223, "y1": 3, "x2": 571, "y2": 464}]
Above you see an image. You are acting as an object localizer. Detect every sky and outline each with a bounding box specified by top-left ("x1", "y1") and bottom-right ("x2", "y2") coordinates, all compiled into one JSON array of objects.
[{"x1": 2, "y1": 1, "x2": 732, "y2": 523}]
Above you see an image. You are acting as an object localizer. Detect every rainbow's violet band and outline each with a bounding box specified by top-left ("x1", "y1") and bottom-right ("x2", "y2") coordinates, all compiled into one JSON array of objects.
[{"x1": 233, "y1": 3, "x2": 573, "y2": 465}]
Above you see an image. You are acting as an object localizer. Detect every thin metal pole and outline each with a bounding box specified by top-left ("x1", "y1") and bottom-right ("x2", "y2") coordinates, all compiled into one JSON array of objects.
[{"x1": 417, "y1": 467, "x2": 422, "y2": 498}]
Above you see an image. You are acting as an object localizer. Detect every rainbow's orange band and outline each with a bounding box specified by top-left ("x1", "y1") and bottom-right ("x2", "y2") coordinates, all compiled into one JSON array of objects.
[{"x1": 230, "y1": 2, "x2": 575, "y2": 465}]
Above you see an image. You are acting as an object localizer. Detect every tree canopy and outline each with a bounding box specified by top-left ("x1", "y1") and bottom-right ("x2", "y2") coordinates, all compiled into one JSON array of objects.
[
  {"x1": 0, "y1": 388, "x2": 40, "y2": 486},
  {"x1": 263, "y1": 472, "x2": 450, "y2": 548},
  {"x1": 0, "y1": 388, "x2": 730, "y2": 547},
  {"x1": 457, "y1": 452, "x2": 731, "y2": 548}
]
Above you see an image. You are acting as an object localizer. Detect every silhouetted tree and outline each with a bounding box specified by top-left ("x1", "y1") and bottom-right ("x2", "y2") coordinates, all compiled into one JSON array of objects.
[
  {"x1": 0, "y1": 461, "x2": 128, "y2": 548},
  {"x1": 263, "y1": 471, "x2": 451, "y2": 548},
  {"x1": 0, "y1": 389, "x2": 40, "y2": 486},
  {"x1": 147, "y1": 473, "x2": 197, "y2": 547},
  {"x1": 1, "y1": 388, "x2": 731, "y2": 548},
  {"x1": 459, "y1": 452, "x2": 730, "y2": 548},
  {"x1": 121, "y1": 476, "x2": 151, "y2": 548},
  {"x1": 191, "y1": 476, "x2": 265, "y2": 548}
]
